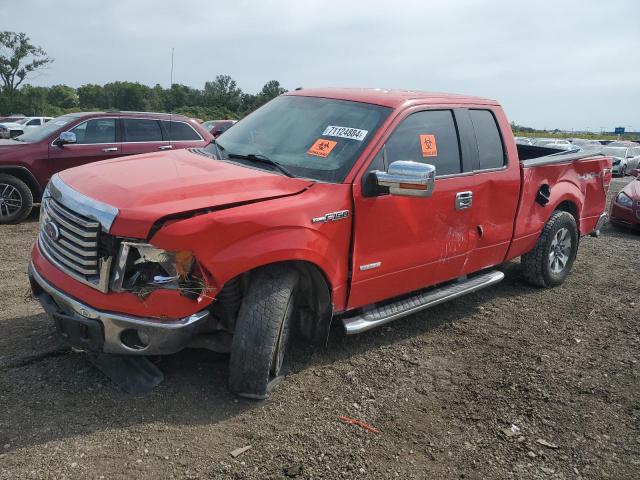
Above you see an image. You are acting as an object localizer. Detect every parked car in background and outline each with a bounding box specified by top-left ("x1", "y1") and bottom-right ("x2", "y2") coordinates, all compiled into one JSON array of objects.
[
  {"x1": 532, "y1": 138, "x2": 578, "y2": 151},
  {"x1": 202, "y1": 119, "x2": 238, "y2": 137},
  {"x1": 607, "y1": 140, "x2": 639, "y2": 148},
  {"x1": 0, "y1": 111, "x2": 212, "y2": 223},
  {"x1": 514, "y1": 136, "x2": 533, "y2": 145},
  {"x1": 0, "y1": 115, "x2": 25, "y2": 123},
  {"x1": 602, "y1": 146, "x2": 640, "y2": 176},
  {"x1": 570, "y1": 139, "x2": 602, "y2": 150},
  {"x1": 0, "y1": 116, "x2": 53, "y2": 139},
  {"x1": 610, "y1": 174, "x2": 640, "y2": 229}
]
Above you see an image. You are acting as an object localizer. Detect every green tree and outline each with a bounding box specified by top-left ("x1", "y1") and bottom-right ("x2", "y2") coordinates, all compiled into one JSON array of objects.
[
  {"x1": 259, "y1": 80, "x2": 286, "y2": 100},
  {"x1": 77, "y1": 84, "x2": 105, "y2": 109},
  {"x1": 0, "y1": 32, "x2": 53, "y2": 102},
  {"x1": 204, "y1": 75, "x2": 242, "y2": 111},
  {"x1": 47, "y1": 84, "x2": 78, "y2": 109}
]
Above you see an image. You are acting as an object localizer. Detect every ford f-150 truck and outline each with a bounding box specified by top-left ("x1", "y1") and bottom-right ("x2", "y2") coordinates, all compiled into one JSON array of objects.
[{"x1": 28, "y1": 88, "x2": 612, "y2": 398}]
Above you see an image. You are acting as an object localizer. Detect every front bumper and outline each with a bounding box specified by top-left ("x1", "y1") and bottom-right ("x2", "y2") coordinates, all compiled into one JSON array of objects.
[
  {"x1": 29, "y1": 263, "x2": 210, "y2": 355},
  {"x1": 610, "y1": 202, "x2": 639, "y2": 228}
]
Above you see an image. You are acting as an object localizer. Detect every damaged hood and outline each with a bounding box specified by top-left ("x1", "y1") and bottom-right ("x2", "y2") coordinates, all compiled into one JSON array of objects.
[{"x1": 58, "y1": 149, "x2": 314, "y2": 238}]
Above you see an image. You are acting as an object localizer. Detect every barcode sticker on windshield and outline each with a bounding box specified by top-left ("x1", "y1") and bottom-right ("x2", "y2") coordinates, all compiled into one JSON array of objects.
[{"x1": 322, "y1": 126, "x2": 368, "y2": 141}]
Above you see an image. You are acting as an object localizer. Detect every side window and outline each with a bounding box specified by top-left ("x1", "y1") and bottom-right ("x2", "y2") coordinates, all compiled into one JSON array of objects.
[
  {"x1": 161, "y1": 121, "x2": 201, "y2": 141},
  {"x1": 123, "y1": 118, "x2": 163, "y2": 142},
  {"x1": 27, "y1": 119, "x2": 41, "y2": 126},
  {"x1": 469, "y1": 109, "x2": 505, "y2": 170},
  {"x1": 381, "y1": 110, "x2": 462, "y2": 176},
  {"x1": 70, "y1": 118, "x2": 116, "y2": 144}
]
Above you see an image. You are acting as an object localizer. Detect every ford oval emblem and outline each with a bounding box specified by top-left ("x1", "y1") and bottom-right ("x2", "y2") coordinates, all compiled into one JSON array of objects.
[{"x1": 44, "y1": 220, "x2": 60, "y2": 242}]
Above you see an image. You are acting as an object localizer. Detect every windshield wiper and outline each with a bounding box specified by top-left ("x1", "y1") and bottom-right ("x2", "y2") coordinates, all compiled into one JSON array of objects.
[
  {"x1": 226, "y1": 152, "x2": 294, "y2": 178},
  {"x1": 208, "y1": 138, "x2": 225, "y2": 158}
]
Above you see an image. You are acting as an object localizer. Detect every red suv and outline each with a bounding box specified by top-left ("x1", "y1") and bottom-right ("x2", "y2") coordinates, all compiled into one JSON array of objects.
[{"x1": 0, "y1": 111, "x2": 212, "y2": 223}]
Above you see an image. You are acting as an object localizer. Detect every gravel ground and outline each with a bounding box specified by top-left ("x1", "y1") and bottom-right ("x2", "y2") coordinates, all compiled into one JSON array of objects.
[{"x1": 0, "y1": 177, "x2": 638, "y2": 480}]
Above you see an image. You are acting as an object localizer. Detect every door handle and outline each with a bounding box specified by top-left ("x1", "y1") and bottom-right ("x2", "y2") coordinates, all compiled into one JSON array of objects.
[
  {"x1": 455, "y1": 191, "x2": 473, "y2": 210},
  {"x1": 101, "y1": 147, "x2": 118, "y2": 152},
  {"x1": 158, "y1": 145, "x2": 173, "y2": 150}
]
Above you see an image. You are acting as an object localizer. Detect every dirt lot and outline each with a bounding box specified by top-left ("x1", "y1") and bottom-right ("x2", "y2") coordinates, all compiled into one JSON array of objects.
[{"x1": 0, "y1": 177, "x2": 638, "y2": 480}]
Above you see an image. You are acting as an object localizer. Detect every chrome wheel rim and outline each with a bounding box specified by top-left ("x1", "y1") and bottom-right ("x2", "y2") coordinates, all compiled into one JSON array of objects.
[
  {"x1": 0, "y1": 183, "x2": 23, "y2": 219},
  {"x1": 549, "y1": 227, "x2": 572, "y2": 274}
]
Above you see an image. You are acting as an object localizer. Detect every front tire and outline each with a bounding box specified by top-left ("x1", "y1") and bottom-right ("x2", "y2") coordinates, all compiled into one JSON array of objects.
[
  {"x1": 522, "y1": 210, "x2": 578, "y2": 288},
  {"x1": 0, "y1": 174, "x2": 34, "y2": 224},
  {"x1": 228, "y1": 266, "x2": 299, "y2": 399}
]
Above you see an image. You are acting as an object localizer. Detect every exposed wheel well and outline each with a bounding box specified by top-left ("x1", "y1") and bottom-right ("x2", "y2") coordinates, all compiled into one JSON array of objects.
[
  {"x1": 215, "y1": 261, "x2": 333, "y2": 346},
  {"x1": 555, "y1": 200, "x2": 579, "y2": 232},
  {"x1": 0, "y1": 168, "x2": 42, "y2": 202}
]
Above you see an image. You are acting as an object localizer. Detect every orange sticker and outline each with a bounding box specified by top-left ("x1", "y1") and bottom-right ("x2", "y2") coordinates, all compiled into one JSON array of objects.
[
  {"x1": 420, "y1": 134, "x2": 438, "y2": 157},
  {"x1": 307, "y1": 138, "x2": 337, "y2": 158}
]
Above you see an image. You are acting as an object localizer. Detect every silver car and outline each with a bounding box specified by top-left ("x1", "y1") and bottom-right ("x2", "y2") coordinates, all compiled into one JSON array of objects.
[
  {"x1": 602, "y1": 146, "x2": 640, "y2": 176},
  {"x1": 532, "y1": 138, "x2": 577, "y2": 150}
]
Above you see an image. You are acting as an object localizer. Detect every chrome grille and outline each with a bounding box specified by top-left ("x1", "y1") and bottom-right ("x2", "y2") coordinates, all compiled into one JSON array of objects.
[{"x1": 38, "y1": 197, "x2": 111, "y2": 291}]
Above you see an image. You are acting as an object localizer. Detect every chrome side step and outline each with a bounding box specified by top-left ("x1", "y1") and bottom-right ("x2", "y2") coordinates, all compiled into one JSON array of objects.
[{"x1": 342, "y1": 270, "x2": 505, "y2": 335}]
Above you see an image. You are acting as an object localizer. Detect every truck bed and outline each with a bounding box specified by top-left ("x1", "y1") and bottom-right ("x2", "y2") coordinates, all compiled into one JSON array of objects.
[{"x1": 506, "y1": 145, "x2": 612, "y2": 261}]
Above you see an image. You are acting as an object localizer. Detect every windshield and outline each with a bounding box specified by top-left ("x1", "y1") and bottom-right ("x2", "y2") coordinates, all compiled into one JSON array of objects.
[
  {"x1": 602, "y1": 147, "x2": 628, "y2": 158},
  {"x1": 202, "y1": 96, "x2": 391, "y2": 182},
  {"x1": 15, "y1": 115, "x2": 75, "y2": 143},
  {"x1": 14, "y1": 118, "x2": 30, "y2": 125}
]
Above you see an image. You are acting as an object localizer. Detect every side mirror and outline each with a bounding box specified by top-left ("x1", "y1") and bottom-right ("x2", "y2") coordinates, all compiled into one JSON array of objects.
[
  {"x1": 56, "y1": 131, "x2": 76, "y2": 146},
  {"x1": 213, "y1": 128, "x2": 225, "y2": 137},
  {"x1": 375, "y1": 160, "x2": 436, "y2": 197}
]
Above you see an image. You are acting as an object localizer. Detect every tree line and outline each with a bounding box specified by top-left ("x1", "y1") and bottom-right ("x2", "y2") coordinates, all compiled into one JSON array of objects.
[{"x1": 0, "y1": 31, "x2": 286, "y2": 120}]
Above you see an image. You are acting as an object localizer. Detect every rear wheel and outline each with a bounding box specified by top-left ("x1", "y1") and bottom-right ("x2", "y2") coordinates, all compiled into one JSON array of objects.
[
  {"x1": 522, "y1": 210, "x2": 578, "y2": 288},
  {"x1": 228, "y1": 266, "x2": 299, "y2": 399},
  {"x1": 0, "y1": 174, "x2": 33, "y2": 224}
]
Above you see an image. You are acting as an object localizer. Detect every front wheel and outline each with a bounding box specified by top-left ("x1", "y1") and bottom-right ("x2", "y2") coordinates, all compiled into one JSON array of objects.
[
  {"x1": 521, "y1": 210, "x2": 578, "y2": 288},
  {"x1": 0, "y1": 174, "x2": 34, "y2": 224},
  {"x1": 228, "y1": 266, "x2": 299, "y2": 399}
]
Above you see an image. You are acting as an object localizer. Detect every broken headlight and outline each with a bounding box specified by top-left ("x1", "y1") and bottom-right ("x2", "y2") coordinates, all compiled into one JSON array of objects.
[{"x1": 111, "y1": 242, "x2": 207, "y2": 299}]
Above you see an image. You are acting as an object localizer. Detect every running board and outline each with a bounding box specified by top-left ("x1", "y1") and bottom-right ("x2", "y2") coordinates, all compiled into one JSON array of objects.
[{"x1": 342, "y1": 270, "x2": 505, "y2": 335}]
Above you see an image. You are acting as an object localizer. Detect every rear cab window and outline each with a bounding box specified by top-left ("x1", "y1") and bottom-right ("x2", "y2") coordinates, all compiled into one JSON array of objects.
[{"x1": 468, "y1": 109, "x2": 506, "y2": 170}]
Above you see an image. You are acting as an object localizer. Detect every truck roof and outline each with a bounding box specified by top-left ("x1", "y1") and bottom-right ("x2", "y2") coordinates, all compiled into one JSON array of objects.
[
  {"x1": 63, "y1": 111, "x2": 194, "y2": 120},
  {"x1": 286, "y1": 88, "x2": 498, "y2": 108}
]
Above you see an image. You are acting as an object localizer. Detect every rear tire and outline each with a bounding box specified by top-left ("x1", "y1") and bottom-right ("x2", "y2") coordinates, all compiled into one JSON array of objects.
[
  {"x1": 0, "y1": 174, "x2": 33, "y2": 224},
  {"x1": 228, "y1": 266, "x2": 299, "y2": 399},
  {"x1": 521, "y1": 210, "x2": 578, "y2": 288}
]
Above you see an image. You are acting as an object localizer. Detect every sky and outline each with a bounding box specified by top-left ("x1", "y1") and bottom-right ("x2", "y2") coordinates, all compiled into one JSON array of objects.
[{"x1": 4, "y1": 0, "x2": 640, "y2": 131}]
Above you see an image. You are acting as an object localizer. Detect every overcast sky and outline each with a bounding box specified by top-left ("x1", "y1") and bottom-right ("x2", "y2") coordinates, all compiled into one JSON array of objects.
[{"x1": 6, "y1": 0, "x2": 640, "y2": 131}]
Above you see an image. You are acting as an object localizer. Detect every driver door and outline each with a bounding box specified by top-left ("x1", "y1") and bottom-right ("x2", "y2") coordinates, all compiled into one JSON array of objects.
[
  {"x1": 48, "y1": 116, "x2": 121, "y2": 174},
  {"x1": 348, "y1": 109, "x2": 474, "y2": 309}
]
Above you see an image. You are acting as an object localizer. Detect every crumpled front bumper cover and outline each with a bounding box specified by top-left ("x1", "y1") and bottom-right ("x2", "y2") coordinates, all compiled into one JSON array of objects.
[{"x1": 28, "y1": 263, "x2": 210, "y2": 355}]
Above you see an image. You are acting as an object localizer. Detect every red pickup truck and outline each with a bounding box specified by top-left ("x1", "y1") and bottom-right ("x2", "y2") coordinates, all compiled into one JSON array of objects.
[{"x1": 28, "y1": 89, "x2": 612, "y2": 398}]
